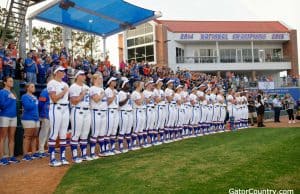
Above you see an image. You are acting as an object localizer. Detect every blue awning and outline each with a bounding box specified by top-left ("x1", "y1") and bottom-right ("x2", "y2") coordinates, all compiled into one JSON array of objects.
[{"x1": 28, "y1": 0, "x2": 161, "y2": 37}]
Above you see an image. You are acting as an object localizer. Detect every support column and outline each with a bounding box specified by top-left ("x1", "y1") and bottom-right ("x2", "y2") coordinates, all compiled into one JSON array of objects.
[
  {"x1": 19, "y1": 25, "x2": 26, "y2": 59},
  {"x1": 62, "y1": 27, "x2": 72, "y2": 55},
  {"x1": 123, "y1": 31, "x2": 127, "y2": 62},
  {"x1": 216, "y1": 41, "x2": 220, "y2": 63},
  {"x1": 102, "y1": 37, "x2": 106, "y2": 60},
  {"x1": 28, "y1": 19, "x2": 33, "y2": 50},
  {"x1": 251, "y1": 41, "x2": 254, "y2": 63},
  {"x1": 252, "y1": 70, "x2": 256, "y2": 81}
]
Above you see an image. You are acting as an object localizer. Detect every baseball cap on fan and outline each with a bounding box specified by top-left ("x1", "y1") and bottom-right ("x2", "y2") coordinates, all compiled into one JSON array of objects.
[{"x1": 155, "y1": 78, "x2": 164, "y2": 84}]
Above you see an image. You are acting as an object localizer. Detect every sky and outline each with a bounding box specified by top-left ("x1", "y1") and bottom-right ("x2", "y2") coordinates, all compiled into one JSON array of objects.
[{"x1": 1, "y1": 0, "x2": 299, "y2": 69}]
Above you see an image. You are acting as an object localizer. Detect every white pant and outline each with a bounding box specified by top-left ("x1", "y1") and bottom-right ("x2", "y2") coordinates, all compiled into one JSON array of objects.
[
  {"x1": 90, "y1": 110, "x2": 107, "y2": 142},
  {"x1": 48, "y1": 104, "x2": 69, "y2": 142},
  {"x1": 219, "y1": 106, "x2": 227, "y2": 123},
  {"x1": 133, "y1": 108, "x2": 146, "y2": 133},
  {"x1": 70, "y1": 108, "x2": 91, "y2": 142},
  {"x1": 166, "y1": 104, "x2": 177, "y2": 128},
  {"x1": 212, "y1": 105, "x2": 221, "y2": 122},
  {"x1": 192, "y1": 106, "x2": 200, "y2": 125},
  {"x1": 107, "y1": 109, "x2": 119, "y2": 137},
  {"x1": 146, "y1": 107, "x2": 156, "y2": 130},
  {"x1": 119, "y1": 110, "x2": 133, "y2": 135},
  {"x1": 39, "y1": 118, "x2": 50, "y2": 153},
  {"x1": 184, "y1": 105, "x2": 193, "y2": 125},
  {"x1": 155, "y1": 105, "x2": 167, "y2": 130},
  {"x1": 176, "y1": 107, "x2": 185, "y2": 127}
]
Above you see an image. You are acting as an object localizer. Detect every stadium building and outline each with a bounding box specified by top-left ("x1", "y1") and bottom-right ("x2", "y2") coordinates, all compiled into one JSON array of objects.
[{"x1": 118, "y1": 20, "x2": 298, "y2": 86}]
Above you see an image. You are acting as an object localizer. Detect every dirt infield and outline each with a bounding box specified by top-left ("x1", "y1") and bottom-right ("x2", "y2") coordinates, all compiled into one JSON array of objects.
[{"x1": 0, "y1": 117, "x2": 299, "y2": 194}]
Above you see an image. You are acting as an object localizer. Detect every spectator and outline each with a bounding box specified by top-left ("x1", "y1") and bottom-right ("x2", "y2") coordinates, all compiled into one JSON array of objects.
[
  {"x1": 24, "y1": 52, "x2": 38, "y2": 83},
  {"x1": 285, "y1": 94, "x2": 296, "y2": 124},
  {"x1": 272, "y1": 94, "x2": 282, "y2": 122},
  {"x1": 247, "y1": 95, "x2": 257, "y2": 126},
  {"x1": 38, "y1": 79, "x2": 51, "y2": 157},
  {"x1": 21, "y1": 83, "x2": 40, "y2": 161},
  {"x1": 15, "y1": 58, "x2": 24, "y2": 80},
  {"x1": 256, "y1": 94, "x2": 265, "y2": 128},
  {"x1": 3, "y1": 51, "x2": 14, "y2": 78},
  {"x1": 0, "y1": 77, "x2": 19, "y2": 165},
  {"x1": 0, "y1": 56, "x2": 3, "y2": 80},
  {"x1": 37, "y1": 58, "x2": 49, "y2": 84}
]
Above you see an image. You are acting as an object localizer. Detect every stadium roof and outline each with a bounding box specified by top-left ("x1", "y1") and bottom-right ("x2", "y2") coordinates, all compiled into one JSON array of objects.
[
  {"x1": 28, "y1": 0, "x2": 161, "y2": 38},
  {"x1": 156, "y1": 20, "x2": 290, "y2": 33}
]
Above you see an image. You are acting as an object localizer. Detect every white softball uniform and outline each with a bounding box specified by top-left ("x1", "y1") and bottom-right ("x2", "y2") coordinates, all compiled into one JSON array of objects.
[
  {"x1": 89, "y1": 86, "x2": 108, "y2": 143},
  {"x1": 118, "y1": 91, "x2": 133, "y2": 135},
  {"x1": 69, "y1": 83, "x2": 91, "y2": 146},
  {"x1": 132, "y1": 91, "x2": 146, "y2": 134},
  {"x1": 105, "y1": 87, "x2": 119, "y2": 137},
  {"x1": 47, "y1": 79, "x2": 69, "y2": 146},
  {"x1": 153, "y1": 88, "x2": 167, "y2": 131},
  {"x1": 144, "y1": 90, "x2": 156, "y2": 131},
  {"x1": 165, "y1": 88, "x2": 177, "y2": 129}
]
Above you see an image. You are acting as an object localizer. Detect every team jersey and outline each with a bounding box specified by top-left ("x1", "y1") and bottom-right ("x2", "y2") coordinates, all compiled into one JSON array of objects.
[
  {"x1": 216, "y1": 94, "x2": 224, "y2": 104},
  {"x1": 21, "y1": 94, "x2": 39, "y2": 121},
  {"x1": 153, "y1": 88, "x2": 165, "y2": 105},
  {"x1": 143, "y1": 90, "x2": 155, "y2": 107},
  {"x1": 196, "y1": 91, "x2": 204, "y2": 98},
  {"x1": 131, "y1": 91, "x2": 145, "y2": 109},
  {"x1": 174, "y1": 93, "x2": 182, "y2": 105},
  {"x1": 210, "y1": 93, "x2": 217, "y2": 104},
  {"x1": 226, "y1": 95, "x2": 234, "y2": 105},
  {"x1": 89, "y1": 86, "x2": 107, "y2": 110},
  {"x1": 105, "y1": 87, "x2": 118, "y2": 109},
  {"x1": 181, "y1": 91, "x2": 190, "y2": 105},
  {"x1": 118, "y1": 91, "x2": 132, "y2": 111},
  {"x1": 38, "y1": 88, "x2": 50, "y2": 119},
  {"x1": 47, "y1": 79, "x2": 69, "y2": 104},
  {"x1": 189, "y1": 93, "x2": 198, "y2": 106},
  {"x1": 0, "y1": 89, "x2": 17, "y2": 118},
  {"x1": 165, "y1": 88, "x2": 175, "y2": 103},
  {"x1": 69, "y1": 83, "x2": 90, "y2": 108}
]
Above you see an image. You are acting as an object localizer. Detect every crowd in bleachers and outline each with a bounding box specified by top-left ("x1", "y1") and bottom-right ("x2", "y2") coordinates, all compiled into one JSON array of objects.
[{"x1": 1, "y1": 41, "x2": 298, "y2": 89}]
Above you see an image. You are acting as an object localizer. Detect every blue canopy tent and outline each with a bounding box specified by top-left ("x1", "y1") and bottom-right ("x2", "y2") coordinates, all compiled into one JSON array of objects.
[{"x1": 28, "y1": 0, "x2": 161, "y2": 54}]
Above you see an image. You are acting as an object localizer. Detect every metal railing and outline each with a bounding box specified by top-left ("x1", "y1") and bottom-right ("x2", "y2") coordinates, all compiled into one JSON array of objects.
[{"x1": 176, "y1": 56, "x2": 291, "y2": 64}]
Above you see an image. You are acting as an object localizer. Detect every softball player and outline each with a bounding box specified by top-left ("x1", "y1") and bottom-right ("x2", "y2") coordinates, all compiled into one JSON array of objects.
[
  {"x1": 189, "y1": 87, "x2": 199, "y2": 137},
  {"x1": 105, "y1": 77, "x2": 119, "y2": 155},
  {"x1": 143, "y1": 80, "x2": 156, "y2": 147},
  {"x1": 212, "y1": 87, "x2": 220, "y2": 132},
  {"x1": 217, "y1": 89, "x2": 226, "y2": 132},
  {"x1": 241, "y1": 93, "x2": 249, "y2": 128},
  {"x1": 165, "y1": 80, "x2": 176, "y2": 143},
  {"x1": 118, "y1": 78, "x2": 133, "y2": 152},
  {"x1": 181, "y1": 84, "x2": 192, "y2": 138},
  {"x1": 131, "y1": 81, "x2": 146, "y2": 150},
  {"x1": 21, "y1": 83, "x2": 40, "y2": 161},
  {"x1": 47, "y1": 66, "x2": 69, "y2": 167},
  {"x1": 89, "y1": 73, "x2": 107, "y2": 158},
  {"x1": 0, "y1": 77, "x2": 19, "y2": 165},
  {"x1": 153, "y1": 78, "x2": 166, "y2": 144},
  {"x1": 174, "y1": 85, "x2": 184, "y2": 140},
  {"x1": 197, "y1": 85, "x2": 206, "y2": 135},
  {"x1": 226, "y1": 89, "x2": 235, "y2": 130},
  {"x1": 70, "y1": 70, "x2": 92, "y2": 163},
  {"x1": 235, "y1": 92, "x2": 242, "y2": 129}
]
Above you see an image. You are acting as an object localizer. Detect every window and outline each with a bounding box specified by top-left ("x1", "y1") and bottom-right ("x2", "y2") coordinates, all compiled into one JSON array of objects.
[
  {"x1": 125, "y1": 23, "x2": 155, "y2": 63},
  {"x1": 127, "y1": 45, "x2": 155, "y2": 63},
  {"x1": 220, "y1": 49, "x2": 236, "y2": 63},
  {"x1": 242, "y1": 49, "x2": 252, "y2": 62},
  {"x1": 176, "y1": 47, "x2": 184, "y2": 63}
]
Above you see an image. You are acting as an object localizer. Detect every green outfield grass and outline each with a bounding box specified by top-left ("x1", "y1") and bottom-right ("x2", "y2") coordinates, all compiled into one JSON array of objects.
[{"x1": 55, "y1": 127, "x2": 300, "y2": 194}]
